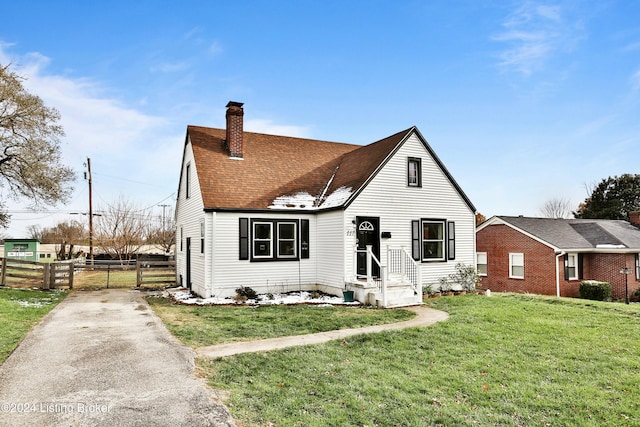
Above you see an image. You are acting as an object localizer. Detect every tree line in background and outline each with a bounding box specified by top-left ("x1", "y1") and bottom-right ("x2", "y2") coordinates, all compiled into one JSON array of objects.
[
  {"x1": 539, "y1": 174, "x2": 640, "y2": 220},
  {"x1": 27, "y1": 198, "x2": 175, "y2": 261}
]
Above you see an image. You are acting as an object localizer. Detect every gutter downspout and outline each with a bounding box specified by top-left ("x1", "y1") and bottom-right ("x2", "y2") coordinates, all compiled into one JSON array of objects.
[{"x1": 555, "y1": 252, "x2": 565, "y2": 297}]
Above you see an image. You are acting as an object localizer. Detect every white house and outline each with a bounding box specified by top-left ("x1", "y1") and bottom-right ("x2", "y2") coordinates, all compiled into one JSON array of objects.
[{"x1": 175, "y1": 102, "x2": 476, "y2": 307}]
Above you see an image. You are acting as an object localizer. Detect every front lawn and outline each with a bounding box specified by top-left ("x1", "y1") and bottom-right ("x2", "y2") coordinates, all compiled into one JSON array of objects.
[
  {"x1": 194, "y1": 294, "x2": 640, "y2": 426},
  {"x1": 146, "y1": 296, "x2": 415, "y2": 347},
  {"x1": 0, "y1": 287, "x2": 67, "y2": 363}
]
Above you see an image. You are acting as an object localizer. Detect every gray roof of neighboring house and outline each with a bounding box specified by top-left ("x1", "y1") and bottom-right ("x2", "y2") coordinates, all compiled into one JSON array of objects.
[{"x1": 493, "y1": 216, "x2": 640, "y2": 251}]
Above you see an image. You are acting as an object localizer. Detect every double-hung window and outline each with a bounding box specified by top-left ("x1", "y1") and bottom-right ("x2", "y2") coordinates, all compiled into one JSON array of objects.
[
  {"x1": 277, "y1": 222, "x2": 297, "y2": 258},
  {"x1": 411, "y1": 218, "x2": 454, "y2": 262},
  {"x1": 422, "y1": 220, "x2": 445, "y2": 261},
  {"x1": 636, "y1": 254, "x2": 640, "y2": 281},
  {"x1": 240, "y1": 218, "x2": 308, "y2": 261},
  {"x1": 477, "y1": 252, "x2": 487, "y2": 276},
  {"x1": 509, "y1": 253, "x2": 524, "y2": 279},
  {"x1": 253, "y1": 222, "x2": 273, "y2": 258},
  {"x1": 408, "y1": 157, "x2": 422, "y2": 187},
  {"x1": 566, "y1": 253, "x2": 578, "y2": 280},
  {"x1": 185, "y1": 163, "x2": 191, "y2": 199}
]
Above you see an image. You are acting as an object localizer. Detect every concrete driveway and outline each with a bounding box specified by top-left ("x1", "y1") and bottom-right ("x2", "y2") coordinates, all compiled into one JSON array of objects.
[{"x1": 0, "y1": 289, "x2": 235, "y2": 427}]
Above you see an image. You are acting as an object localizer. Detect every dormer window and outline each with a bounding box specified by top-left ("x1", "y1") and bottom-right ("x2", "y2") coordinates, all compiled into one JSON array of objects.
[{"x1": 408, "y1": 157, "x2": 422, "y2": 187}]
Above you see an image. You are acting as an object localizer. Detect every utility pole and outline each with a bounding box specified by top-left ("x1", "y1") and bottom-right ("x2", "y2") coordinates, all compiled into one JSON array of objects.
[
  {"x1": 84, "y1": 158, "x2": 94, "y2": 266},
  {"x1": 158, "y1": 204, "x2": 170, "y2": 230}
]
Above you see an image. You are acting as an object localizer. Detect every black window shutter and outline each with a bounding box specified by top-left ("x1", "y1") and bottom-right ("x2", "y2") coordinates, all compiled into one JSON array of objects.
[
  {"x1": 300, "y1": 219, "x2": 310, "y2": 259},
  {"x1": 239, "y1": 218, "x2": 249, "y2": 260},
  {"x1": 563, "y1": 254, "x2": 569, "y2": 281},
  {"x1": 578, "y1": 253, "x2": 584, "y2": 280},
  {"x1": 411, "y1": 220, "x2": 420, "y2": 261},
  {"x1": 447, "y1": 221, "x2": 456, "y2": 260}
]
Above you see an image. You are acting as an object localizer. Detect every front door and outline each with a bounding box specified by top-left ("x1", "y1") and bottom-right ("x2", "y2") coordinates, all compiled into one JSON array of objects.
[{"x1": 356, "y1": 217, "x2": 380, "y2": 278}]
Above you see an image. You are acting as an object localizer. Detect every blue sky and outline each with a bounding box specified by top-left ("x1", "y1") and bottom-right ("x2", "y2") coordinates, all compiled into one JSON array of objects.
[{"x1": 1, "y1": 0, "x2": 639, "y2": 237}]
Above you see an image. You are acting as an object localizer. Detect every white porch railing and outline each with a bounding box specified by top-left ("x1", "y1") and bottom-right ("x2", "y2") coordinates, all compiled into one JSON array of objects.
[
  {"x1": 387, "y1": 246, "x2": 422, "y2": 296},
  {"x1": 354, "y1": 245, "x2": 387, "y2": 306},
  {"x1": 352, "y1": 245, "x2": 422, "y2": 306}
]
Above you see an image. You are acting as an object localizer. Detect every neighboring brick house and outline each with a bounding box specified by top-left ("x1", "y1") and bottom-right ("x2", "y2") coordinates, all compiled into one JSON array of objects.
[{"x1": 476, "y1": 214, "x2": 640, "y2": 299}]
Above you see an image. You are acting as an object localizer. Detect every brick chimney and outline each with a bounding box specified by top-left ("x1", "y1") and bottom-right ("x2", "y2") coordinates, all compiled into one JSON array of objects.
[
  {"x1": 225, "y1": 101, "x2": 244, "y2": 158},
  {"x1": 629, "y1": 211, "x2": 640, "y2": 226}
]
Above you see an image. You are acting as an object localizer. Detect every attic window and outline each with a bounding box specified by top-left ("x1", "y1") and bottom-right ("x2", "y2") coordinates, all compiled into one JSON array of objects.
[
  {"x1": 185, "y1": 163, "x2": 191, "y2": 199},
  {"x1": 408, "y1": 157, "x2": 422, "y2": 187}
]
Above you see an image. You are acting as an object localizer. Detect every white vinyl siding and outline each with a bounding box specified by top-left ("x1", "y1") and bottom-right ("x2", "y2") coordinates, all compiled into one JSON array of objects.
[
  {"x1": 209, "y1": 212, "x2": 317, "y2": 297},
  {"x1": 174, "y1": 139, "x2": 207, "y2": 296},
  {"x1": 346, "y1": 133, "x2": 476, "y2": 289},
  {"x1": 509, "y1": 253, "x2": 524, "y2": 279}
]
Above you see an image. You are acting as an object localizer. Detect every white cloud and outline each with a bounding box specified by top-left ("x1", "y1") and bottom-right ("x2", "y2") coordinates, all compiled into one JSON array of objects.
[{"x1": 493, "y1": 1, "x2": 583, "y2": 76}]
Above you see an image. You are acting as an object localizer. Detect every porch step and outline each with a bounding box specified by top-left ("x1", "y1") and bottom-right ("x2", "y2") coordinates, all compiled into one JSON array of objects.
[{"x1": 375, "y1": 282, "x2": 421, "y2": 308}]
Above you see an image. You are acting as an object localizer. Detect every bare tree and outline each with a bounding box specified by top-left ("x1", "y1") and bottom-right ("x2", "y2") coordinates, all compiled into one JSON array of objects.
[
  {"x1": 95, "y1": 197, "x2": 151, "y2": 262},
  {"x1": 540, "y1": 197, "x2": 572, "y2": 219},
  {"x1": 0, "y1": 64, "x2": 75, "y2": 227},
  {"x1": 145, "y1": 205, "x2": 175, "y2": 254},
  {"x1": 28, "y1": 220, "x2": 87, "y2": 259}
]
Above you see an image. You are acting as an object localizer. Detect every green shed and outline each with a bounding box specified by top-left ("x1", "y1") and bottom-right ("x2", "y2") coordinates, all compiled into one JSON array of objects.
[{"x1": 4, "y1": 239, "x2": 40, "y2": 262}]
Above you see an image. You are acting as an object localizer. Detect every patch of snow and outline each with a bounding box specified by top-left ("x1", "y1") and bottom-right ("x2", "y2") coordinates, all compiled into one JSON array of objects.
[
  {"x1": 165, "y1": 289, "x2": 360, "y2": 306},
  {"x1": 12, "y1": 299, "x2": 51, "y2": 308},
  {"x1": 319, "y1": 186, "x2": 353, "y2": 209},
  {"x1": 595, "y1": 244, "x2": 626, "y2": 249},
  {"x1": 268, "y1": 192, "x2": 316, "y2": 210},
  {"x1": 268, "y1": 186, "x2": 353, "y2": 210}
]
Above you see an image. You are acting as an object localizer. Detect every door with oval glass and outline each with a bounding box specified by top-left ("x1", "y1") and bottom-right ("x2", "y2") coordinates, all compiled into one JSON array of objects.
[{"x1": 356, "y1": 217, "x2": 380, "y2": 278}]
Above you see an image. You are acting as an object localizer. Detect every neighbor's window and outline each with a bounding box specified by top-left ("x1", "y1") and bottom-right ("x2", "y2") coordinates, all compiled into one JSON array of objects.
[
  {"x1": 566, "y1": 253, "x2": 578, "y2": 280},
  {"x1": 408, "y1": 157, "x2": 422, "y2": 187},
  {"x1": 422, "y1": 220, "x2": 445, "y2": 261},
  {"x1": 509, "y1": 253, "x2": 524, "y2": 279},
  {"x1": 477, "y1": 252, "x2": 487, "y2": 276},
  {"x1": 636, "y1": 254, "x2": 640, "y2": 280}
]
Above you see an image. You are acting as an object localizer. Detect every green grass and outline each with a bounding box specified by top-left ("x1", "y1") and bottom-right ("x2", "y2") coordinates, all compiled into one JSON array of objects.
[
  {"x1": 146, "y1": 297, "x2": 415, "y2": 347},
  {"x1": 0, "y1": 287, "x2": 67, "y2": 363},
  {"x1": 191, "y1": 294, "x2": 640, "y2": 426},
  {"x1": 73, "y1": 269, "x2": 138, "y2": 289}
]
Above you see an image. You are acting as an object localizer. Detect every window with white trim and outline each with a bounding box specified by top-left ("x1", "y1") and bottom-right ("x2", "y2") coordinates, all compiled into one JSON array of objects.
[
  {"x1": 477, "y1": 252, "x2": 487, "y2": 276},
  {"x1": 566, "y1": 253, "x2": 578, "y2": 280},
  {"x1": 636, "y1": 254, "x2": 640, "y2": 281},
  {"x1": 200, "y1": 221, "x2": 205, "y2": 254},
  {"x1": 422, "y1": 220, "x2": 445, "y2": 261},
  {"x1": 277, "y1": 222, "x2": 297, "y2": 258},
  {"x1": 185, "y1": 163, "x2": 191, "y2": 199},
  {"x1": 509, "y1": 253, "x2": 524, "y2": 279},
  {"x1": 408, "y1": 157, "x2": 422, "y2": 187},
  {"x1": 249, "y1": 219, "x2": 300, "y2": 261},
  {"x1": 253, "y1": 222, "x2": 273, "y2": 258}
]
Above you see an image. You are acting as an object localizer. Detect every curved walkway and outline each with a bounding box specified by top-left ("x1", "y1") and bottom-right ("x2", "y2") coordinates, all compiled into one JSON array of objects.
[{"x1": 196, "y1": 305, "x2": 449, "y2": 358}]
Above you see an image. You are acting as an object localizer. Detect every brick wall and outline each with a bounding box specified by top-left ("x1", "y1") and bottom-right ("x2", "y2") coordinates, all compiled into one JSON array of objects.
[
  {"x1": 478, "y1": 224, "x2": 640, "y2": 299},
  {"x1": 477, "y1": 224, "x2": 558, "y2": 295},
  {"x1": 585, "y1": 253, "x2": 640, "y2": 300}
]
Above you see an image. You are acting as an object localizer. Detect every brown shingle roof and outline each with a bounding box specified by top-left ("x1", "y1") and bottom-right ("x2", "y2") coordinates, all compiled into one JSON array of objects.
[
  {"x1": 186, "y1": 125, "x2": 477, "y2": 213},
  {"x1": 187, "y1": 126, "x2": 363, "y2": 210}
]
